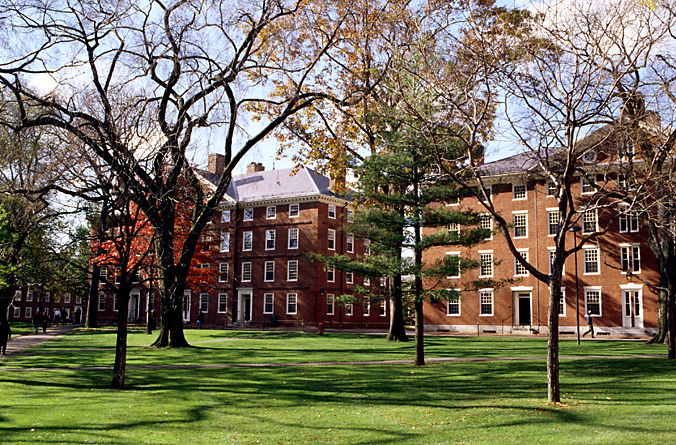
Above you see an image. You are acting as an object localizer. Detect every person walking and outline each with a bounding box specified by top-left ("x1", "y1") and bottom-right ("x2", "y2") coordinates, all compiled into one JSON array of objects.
[
  {"x1": 32, "y1": 311, "x2": 43, "y2": 333},
  {"x1": 0, "y1": 317, "x2": 11, "y2": 355},
  {"x1": 197, "y1": 310, "x2": 204, "y2": 330},
  {"x1": 42, "y1": 310, "x2": 49, "y2": 333},
  {"x1": 582, "y1": 310, "x2": 595, "y2": 338}
]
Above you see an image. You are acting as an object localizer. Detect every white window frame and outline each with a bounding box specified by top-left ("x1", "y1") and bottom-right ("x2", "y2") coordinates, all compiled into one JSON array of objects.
[
  {"x1": 328, "y1": 229, "x2": 336, "y2": 250},
  {"x1": 244, "y1": 208, "x2": 254, "y2": 221},
  {"x1": 479, "y1": 289, "x2": 494, "y2": 316},
  {"x1": 100, "y1": 268, "x2": 108, "y2": 279},
  {"x1": 558, "y1": 287, "x2": 566, "y2": 317},
  {"x1": 346, "y1": 272, "x2": 354, "y2": 284},
  {"x1": 513, "y1": 211, "x2": 528, "y2": 238},
  {"x1": 218, "y1": 293, "x2": 228, "y2": 313},
  {"x1": 54, "y1": 294, "x2": 61, "y2": 303},
  {"x1": 512, "y1": 184, "x2": 527, "y2": 200},
  {"x1": 326, "y1": 294, "x2": 335, "y2": 315},
  {"x1": 479, "y1": 214, "x2": 493, "y2": 240},
  {"x1": 266, "y1": 206, "x2": 277, "y2": 219},
  {"x1": 514, "y1": 249, "x2": 529, "y2": 277},
  {"x1": 582, "y1": 209, "x2": 598, "y2": 234},
  {"x1": 14, "y1": 290, "x2": 21, "y2": 301},
  {"x1": 264, "y1": 261, "x2": 275, "y2": 282},
  {"x1": 26, "y1": 291, "x2": 33, "y2": 302},
  {"x1": 479, "y1": 251, "x2": 493, "y2": 278},
  {"x1": 363, "y1": 297, "x2": 370, "y2": 316},
  {"x1": 286, "y1": 293, "x2": 297, "y2": 314},
  {"x1": 13, "y1": 307, "x2": 20, "y2": 318},
  {"x1": 327, "y1": 267, "x2": 335, "y2": 283},
  {"x1": 221, "y1": 210, "x2": 231, "y2": 223},
  {"x1": 25, "y1": 306, "x2": 32, "y2": 320},
  {"x1": 346, "y1": 234, "x2": 354, "y2": 253},
  {"x1": 200, "y1": 293, "x2": 209, "y2": 313},
  {"x1": 219, "y1": 263, "x2": 229, "y2": 282},
  {"x1": 242, "y1": 262, "x2": 252, "y2": 282},
  {"x1": 380, "y1": 300, "x2": 387, "y2": 317},
  {"x1": 345, "y1": 302, "x2": 353, "y2": 316},
  {"x1": 584, "y1": 286, "x2": 602, "y2": 316},
  {"x1": 547, "y1": 209, "x2": 559, "y2": 237},
  {"x1": 265, "y1": 229, "x2": 276, "y2": 250},
  {"x1": 583, "y1": 246, "x2": 600, "y2": 275},
  {"x1": 99, "y1": 294, "x2": 106, "y2": 311},
  {"x1": 447, "y1": 291, "x2": 461, "y2": 316},
  {"x1": 364, "y1": 239, "x2": 371, "y2": 256},
  {"x1": 65, "y1": 293, "x2": 71, "y2": 304},
  {"x1": 548, "y1": 248, "x2": 565, "y2": 275},
  {"x1": 618, "y1": 206, "x2": 640, "y2": 233},
  {"x1": 287, "y1": 260, "x2": 298, "y2": 281},
  {"x1": 243, "y1": 231, "x2": 253, "y2": 251},
  {"x1": 581, "y1": 175, "x2": 595, "y2": 194},
  {"x1": 220, "y1": 232, "x2": 230, "y2": 252},
  {"x1": 447, "y1": 222, "x2": 460, "y2": 235},
  {"x1": 363, "y1": 276, "x2": 370, "y2": 286},
  {"x1": 546, "y1": 182, "x2": 557, "y2": 197},
  {"x1": 328, "y1": 205, "x2": 336, "y2": 219},
  {"x1": 347, "y1": 209, "x2": 354, "y2": 223},
  {"x1": 288, "y1": 228, "x2": 299, "y2": 249},
  {"x1": 446, "y1": 251, "x2": 461, "y2": 279},
  {"x1": 620, "y1": 243, "x2": 641, "y2": 274},
  {"x1": 289, "y1": 204, "x2": 300, "y2": 218},
  {"x1": 264, "y1": 293, "x2": 274, "y2": 314}
]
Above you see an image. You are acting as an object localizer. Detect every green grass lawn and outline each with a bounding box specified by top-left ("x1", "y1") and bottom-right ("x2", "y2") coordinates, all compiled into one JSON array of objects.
[{"x1": 1, "y1": 329, "x2": 674, "y2": 444}]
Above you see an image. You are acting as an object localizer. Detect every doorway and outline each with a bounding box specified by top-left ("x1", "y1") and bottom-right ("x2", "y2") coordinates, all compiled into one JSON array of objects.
[
  {"x1": 514, "y1": 291, "x2": 531, "y2": 326},
  {"x1": 623, "y1": 289, "x2": 643, "y2": 328},
  {"x1": 129, "y1": 290, "x2": 141, "y2": 322},
  {"x1": 237, "y1": 289, "x2": 253, "y2": 322},
  {"x1": 183, "y1": 290, "x2": 191, "y2": 322}
]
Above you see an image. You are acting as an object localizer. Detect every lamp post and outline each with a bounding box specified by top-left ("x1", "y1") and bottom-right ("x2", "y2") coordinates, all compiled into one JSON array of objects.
[{"x1": 569, "y1": 225, "x2": 582, "y2": 345}]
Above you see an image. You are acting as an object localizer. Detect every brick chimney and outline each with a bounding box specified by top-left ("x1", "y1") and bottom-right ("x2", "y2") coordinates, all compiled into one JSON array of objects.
[
  {"x1": 207, "y1": 153, "x2": 225, "y2": 175},
  {"x1": 246, "y1": 162, "x2": 265, "y2": 174}
]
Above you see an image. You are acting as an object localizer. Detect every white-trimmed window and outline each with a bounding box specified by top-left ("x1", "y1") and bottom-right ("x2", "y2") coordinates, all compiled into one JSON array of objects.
[
  {"x1": 44, "y1": 292, "x2": 50, "y2": 303},
  {"x1": 363, "y1": 276, "x2": 370, "y2": 286},
  {"x1": 218, "y1": 293, "x2": 228, "y2": 313},
  {"x1": 582, "y1": 209, "x2": 598, "y2": 234},
  {"x1": 548, "y1": 248, "x2": 564, "y2": 275},
  {"x1": 286, "y1": 293, "x2": 297, "y2": 314},
  {"x1": 363, "y1": 297, "x2": 370, "y2": 316},
  {"x1": 513, "y1": 184, "x2": 527, "y2": 200},
  {"x1": 548, "y1": 210, "x2": 560, "y2": 236},
  {"x1": 200, "y1": 293, "x2": 209, "y2": 312},
  {"x1": 584, "y1": 287, "x2": 602, "y2": 316},
  {"x1": 266, "y1": 229, "x2": 276, "y2": 250},
  {"x1": 54, "y1": 294, "x2": 61, "y2": 303},
  {"x1": 446, "y1": 194, "x2": 459, "y2": 206},
  {"x1": 219, "y1": 263, "x2": 229, "y2": 282},
  {"x1": 581, "y1": 176, "x2": 595, "y2": 194},
  {"x1": 244, "y1": 208, "x2": 254, "y2": 221},
  {"x1": 347, "y1": 209, "x2": 354, "y2": 223},
  {"x1": 479, "y1": 214, "x2": 492, "y2": 240},
  {"x1": 364, "y1": 239, "x2": 371, "y2": 256},
  {"x1": 13, "y1": 307, "x2": 20, "y2": 318},
  {"x1": 620, "y1": 244, "x2": 641, "y2": 274},
  {"x1": 14, "y1": 290, "x2": 21, "y2": 301},
  {"x1": 328, "y1": 205, "x2": 336, "y2": 219},
  {"x1": 479, "y1": 186, "x2": 492, "y2": 202},
  {"x1": 76, "y1": 295, "x2": 82, "y2": 305},
  {"x1": 619, "y1": 208, "x2": 639, "y2": 233},
  {"x1": 287, "y1": 260, "x2": 298, "y2": 281},
  {"x1": 26, "y1": 291, "x2": 33, "y2": 302},
  {"x1": 345, "y1": 302, "x2": 353, "y2": 316},
  {"x1": 220, "y1": 232, "x2": 230, "y2": 252},
  {"x1": 25, "y1": 306, "x2": 32, "y2": 320},
  {"x1": 514, "y1": 250, "x2": 529, "y2": 277},
  {"x1": 288, "y1": 228, "x2": 299, "y2": 249},
  {"x1": 65, "y1": 294, "x2": 71, "y2": 304},
  {"x1": 100, "y1": 268, "x2": 108, "y2": 279},
  {"x1": 513, "y1": 212, "x2": 528, "y2": 238},
  {"x1": 264, "y1": 293, "x2": 274, "y2": 314},
  {"x1": 221, "y1": 210, "x2": 231, "y2": 223},
  {"x1": 201, "y1": 263, "x2": 210, "y2": 270},
  {"x1": 326, "y1": 294, "x2": 335, "y2": 315},
  {"x1": 346, "y1": 234, "x2": 354, "y2": 253},
  {"x1": 328, "y1": 229, "x2": 336, "y2": 250},
  {"x1": 98, "y1": 294, "x2": 106, "y2": 311},
  {"x1": 242, "y1": 262, "x2": 252, "y2": 282},
  {"x1": 264, "y1": 261, "x2": 275, "y2": 282},
  {"x1": 558, "y1": 288, "x2": 566, "y2": 317},
  {"x1": 289, "y1": 204, "x2": 299, "y2": 217},
  {"x1": 113, "y1": 295, "x2": 119, "y2": 312},
  {"x1": 243, "y1": 231, "x2": 253, "y2": 251},
  {"x1": 546, "y1": 182, "x2": 557, "y2": 196},
  {"x1": 266, "y1": 206, "x2": 276, "y2": 219},
  {"x1": 447, "y1": 293, "x2": 461, "y2": 316},
  {"x1": 583, "y1": 246, "x2": 600, "y2": 274},
  {"x1": 380, "y1": 300, "x2": 387, "y2": 316},
  {"x1": 447, "y1": 252, "x2": 461, "y2": 279},
  {"x1": 479, "y1": 289, "x2": 494, "y2": 316},
  {"x1": 327, "y1": 267, "x2": 335, "y2": 282},
  {"x1": 346, "y1": 272, "x2": 354, "y2": 284},
  {"x1": 447, "y1": 222, "x2": 460, "y2": 235},
  {"x1": 479, "y1": 251, "x2": 493, "y2": 278}
]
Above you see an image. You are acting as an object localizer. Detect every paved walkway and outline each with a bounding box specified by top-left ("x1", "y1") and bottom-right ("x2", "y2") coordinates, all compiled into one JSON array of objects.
[{"x1": 2, "y1": 324, "x2": 78, "y2": 357}]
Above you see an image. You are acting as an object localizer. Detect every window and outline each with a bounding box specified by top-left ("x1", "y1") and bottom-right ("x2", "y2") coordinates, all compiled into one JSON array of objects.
[
  {"x1": 65, "y1": 294, "x2": 71, "y2": 304},
  {"x1": 288, "y1": 228, "x2": 299, "y2": 249},
  {"x1": 264, "y1": 293, "x2": 274, "y2": 314},
  {"x1": 380, "y1": 300, "x2": 387, "y2": 316},
  {"x1": 100, "y1": 268, "x2": 108, "y2": 279},
  {"x1": 447, "y1": 252, "x2": 461, "y2": 278},
  {"x1": 558, "y1": 288, "x2": 566, "y2": 317},
  {"x1": 447, "y1": 222, "x2": 460, "y2": 235},
  {"x1": 363, "y1": 297, "x2": 370, "y2": 316},
  {"x1": 242, "y1": 262, "x2": 252, "y2": 282},
  {"x1": 619, "y1": 208, "x2": 639, "y2": 233},
  {"x1": 364, "y1": 239, "x2": 371, "y2": 256},
  {"x1": 265, "y1": 261, "x2": 275, "y2": 282},
  {"x1": 346, "y1": 235, "x2": 354, "y2": 253},
  {"x1": 132, "y1": 272, "x2": 140, "y2": 283},
  {"x1": 328, "y1": 229, "x2": 336, "y2": 250},
  {"x1": 25, "y1": 306, "x2": 32, "y2": 320},
  {"x1": 220, "y1": 232, "x2": 230, "y2": 252},
  {"x1": 115, "y1": 267, "x2": 121, "y2": 284},
  {"x1": 583, "y1": 247, "x2": 600, "y2": 274},
  {"x1": 347, "y1": 209, "x2": 354, "y2": 223},
  {"x1": 479, "y1": 186, "x2": 492, "y2": 202},
  {"x1": 582, "y1": 209, "x2": 598, "y2": 234},
  {"x1": 328, "y1": 205, "x2": 336, "y2": 219},
  {"x1": 585, "y1": 287, "x2": 602, "y2": 316},
  {"x1": 479, "y1": 214, "x2": 492, "y2": 239},
  {"x1": 200, "y1": 293, "x2": 209, "y2": 312},
  {"x1": 513, "y1": 212, "x2": 528, "y2": 238},
  {"x1": 620, "y1": 244, "x2": 641, "y2": 274},
  {"x1": 221, "y1": 210, "x2": 231, "y2": 223},
  {"x1": 266, "y1": 230, "x2": 276, "y2": 250},
  {"x1": 363, "y1": 276, "x2": 370, "y2": 286},
  {"x1": 514, "y1": 250, "x2": 529, "y2": 277},
  {"x1": 14, "y1": 290, "x2": 21, "y2": 301},
  {"x1": 244, "y1": 208, "x2": 254, "y2": 221},
  {"x1": 513, "y1": 184, "x2": 526, "y2": 200},
  {"x1": 218, "y1": 293, "x2": 228, "y2": 313},
  {"x1": 201, "y1": 263, "x2": 210, "y2": 270},
  {"x1": 13, "y1": 307, "x2": 20, "y2": 318},
  {"x1": 219, "y1": 263, "x2": 229, "y2": 282},
  {"x1": 479, "y1": 252, "x2": 493, "y2": 278},
  {"x1": 44, "y1": 292, "x2": 50, "y2": 303},
  {"x1": 266, "y1": 206, "x2": 276, "y2": 219},
  {"x1": 289, "y1": 204, "x2": 299, "y2": 217},
  {"x1": 446, "y1": 194, "x2": 459, "y2": 206},
  {"x1": 546, "y1": 182, "x2": 557, "y2": 197},
  {"x1": 54, "y1": 294, "x2": 61, "y2": 303},
  {"x1": 346, "y1": 272, "x2": 354, "y2": 284},
  {"x1": 548, "y1": 249, "x2": 564, "y2": 275},
  {"x1": 327, "y1": 294, "x2": 335, "y2": 315},
  {"x1": 286, "y1": 293, "x2": 297, "y2": 314},
  {"x1": 479, "y1": 290, "x2": 493, "y2": 316},
  {"x1": 287, "y1": 261, "x2": 298, "y2": 281},
  {"x1": 243, "y1": 231, "x2": 253, "y2": 251},
  {"x1": 26, "y1": 291, "x2": 33, "y2": 302},
  {"x1": 548, "y1": 210, "x2": 560, "y2": 236},
  {"x1": 345, "y1": 303, "x2": 353, "y2": 316},
  {"x1": 447, "y1": 294, "x2": 460, "y2": 316},
  {"x1": 581, "y1": 176, "x2": 595, "y2": 194},
  {"x1": 76, "y1": 295, "x2": 82, "y2": 305},
  {"x1": 327, "y1": 267, "x2": 335, "y2": 282},
  {"x1": 113, "y1": 295, "x2": 119, "y2": 312}
]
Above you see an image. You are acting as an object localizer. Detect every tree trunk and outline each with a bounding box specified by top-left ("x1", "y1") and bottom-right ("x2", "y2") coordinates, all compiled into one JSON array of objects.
[
  {"x1": 386, "y1": 274, "x2": 408, "y2": 342},
  {"x1": 111, "y1": 286, "x2": 129, "y2": 389},
  {"x1": 547, "y1": 282, "x2": 561, "y2": 403},
  {"x1": 649, "y1": 289, "x2": 669, "y2": 344},
  {"x1": 414, "y1": 300, "x2": 424, "y2": 366},
  {"x1": 85, "y1": 264, "x2": 100, "y2": 329},
  {"x1": 667, "y1": 287, "x2": 675, "y2": 359}
]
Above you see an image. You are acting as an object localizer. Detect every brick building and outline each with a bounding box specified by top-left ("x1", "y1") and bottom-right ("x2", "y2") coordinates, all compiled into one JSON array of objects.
[
  {"x1": 6, "y1": 288, "x2": 84, "y2": 324},
  {"x1": 422, "y1": 150, "x2": 658, "y2": 336}
]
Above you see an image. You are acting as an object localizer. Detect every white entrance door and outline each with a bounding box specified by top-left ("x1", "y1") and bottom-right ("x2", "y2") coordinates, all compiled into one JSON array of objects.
[
  {"x1": 183, "y1": 290, "x2": 191, "y2": 322},
  {"x1": 237, "y1": 290, "x2": 252, "y2": 322},
  {"x1": 129, "y1": 290, "x2": 141, "y2": 322},
  {"x1": 623, "y1": 290, "x2": 643, "y2": 328}
]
